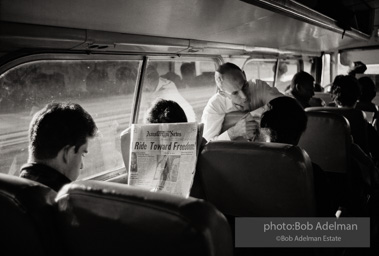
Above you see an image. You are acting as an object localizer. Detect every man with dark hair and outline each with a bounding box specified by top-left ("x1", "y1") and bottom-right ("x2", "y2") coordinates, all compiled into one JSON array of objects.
[
  {"x1": 20, "y1": 103, "x2": 97, "y2": 191},
  {"x1": 357, "y1": 76, "x2": 378, "y2": 112},
  {"x1": 259, "y1": 97, "x2": 334, "y2": 216},
  {"x1": 121, "y1": 99, "x2": 189, "y2": 173},
  {"x1": 286, "y1": 71, "x2": 317, "y2": 109},
  {"x1": 201, "y1": 62, "x2": 283, "y2": 141},
  {"x1": 260, "y1": 97, "x2": 307, "y2": 145},
  {"x1": 145, "y1": 98, "x2": 188, "y2": 123},
  {"x1": 330, "y1": 75, "x2": 361, "y2": 107}
]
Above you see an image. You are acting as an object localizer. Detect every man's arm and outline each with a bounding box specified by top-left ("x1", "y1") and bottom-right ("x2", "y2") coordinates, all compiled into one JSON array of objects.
[
  {"x1": 201, "y1": 95, "x2": 231, "y2": 141},
  {"x1": 249, "y1": 79, "x2": 284, "y2": 117},
  {"x1": 202, "y1": 103, "x2": 259, "y2": 141},
  {"x1": 201, "y1": 109, "x2": 230, "y2": 141}
]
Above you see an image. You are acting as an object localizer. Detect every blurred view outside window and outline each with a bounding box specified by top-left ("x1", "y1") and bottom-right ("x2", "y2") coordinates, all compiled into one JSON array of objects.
[
  {"x1": 244, "y1": 59, "x2": 299, "y2": 93},
  {"x1": 243, "y1": 59, "x2": 276, "y2": 87},
  {"x1": 137, "y1": 59, "x2": 217, "y2": 123},
  {"x1": 322, "y1": 53, "x2": 331, "y2": 87},
  {"x1": 0, "y1": 60, "x2": 141, "y2": 179}
]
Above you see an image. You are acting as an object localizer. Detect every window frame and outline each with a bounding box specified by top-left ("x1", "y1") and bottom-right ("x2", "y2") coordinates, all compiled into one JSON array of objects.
[{"x1": 0, "y1": 52, "x2": 222, "y2": 181}]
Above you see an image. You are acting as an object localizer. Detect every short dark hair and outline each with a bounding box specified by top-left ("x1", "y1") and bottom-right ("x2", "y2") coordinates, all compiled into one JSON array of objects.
[
  {"x1": 358, "y1": 76, "x2": 376, "y2": 102},
  {"x1": 260, "y1": 97, "x2": 307, "y2": 145},
  {"x1": 145, "y1": 99, "x2": 188, "y2": 123},
  {"x1": 331, "y1": 75, "x2": 360, "y2": 107},
  {"x1": 216, "y1": 62, "x2": 242, "y2": 74},
  {"x1": 29, "y1": 103, "x2": 97, "y2": 160},
  {"x1": 291, "y1": 71, "x2": 314, "y2": 89}
]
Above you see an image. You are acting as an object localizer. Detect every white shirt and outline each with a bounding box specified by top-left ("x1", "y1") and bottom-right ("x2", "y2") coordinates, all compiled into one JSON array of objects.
[{"x1": 201, "y1": 79, "x2": 283, "y2": 141}]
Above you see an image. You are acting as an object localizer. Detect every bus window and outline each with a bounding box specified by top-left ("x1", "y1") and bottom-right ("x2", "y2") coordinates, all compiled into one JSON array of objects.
[
  {"x1": 243, "y1": 59, "x2": 276, "y2": 86},
  {"x1": 136, "y1": 59, "x2": 217, "y2": 123},
  {"x1": 243, "y1": 59, "x2": 300, "y2": 93},
  {"x1": 322, "y1": 53, "x2": 332, "y2": 87},
  {"x1": 0, "y1": 59, "x2": 141, "y2": 180},
  {"x1": 337, "y1": 53, "x2": 351, "y2": 76}
]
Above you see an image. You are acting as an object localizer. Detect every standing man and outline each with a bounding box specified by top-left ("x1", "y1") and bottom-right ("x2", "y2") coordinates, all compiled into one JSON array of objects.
[
  {"x1": 201, "y1": 62, "x2": 283, "y2": 141},
  {"x1": 20, "y1": 103, "x2": 97, "y2": 192}
]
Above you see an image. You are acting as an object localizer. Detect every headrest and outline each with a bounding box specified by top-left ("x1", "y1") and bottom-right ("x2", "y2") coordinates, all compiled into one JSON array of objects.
[
  {"x1": 0, "y1": 173, "x2": 58, "y2": 255},
  {"x1": 55, "y1": 180, "x2": 233, "y2": 256},
  {"x1": 306, "y1": 107, "x2": 368, "y2": 153},
  {"x1": 299, "y1": 111, "x2": 352, "y2": 173},
  {"x1": 192, "y1": 141, "x2": 315, "y2": 217}
]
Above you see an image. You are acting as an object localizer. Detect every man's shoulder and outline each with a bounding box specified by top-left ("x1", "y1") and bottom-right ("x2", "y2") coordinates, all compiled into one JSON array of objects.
[
  {"x1": 204, "y1": 93, "x2": 229, "y2": 112},
  {"x1": 248, "y1": 79, "x2": 278, "y2": 93},
  {"x1": 20, "y1": 163, "x2": 70, "y2": 192}
]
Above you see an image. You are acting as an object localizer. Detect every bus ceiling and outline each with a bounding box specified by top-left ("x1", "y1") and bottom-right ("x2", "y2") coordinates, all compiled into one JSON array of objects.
[{"x1": 1, "y1": 0, "x2": 379, "y2": 56}]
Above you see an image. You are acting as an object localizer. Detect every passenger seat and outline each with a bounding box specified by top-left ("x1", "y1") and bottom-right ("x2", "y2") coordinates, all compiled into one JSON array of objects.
[
  {"x1": 305, "y1": 107, "x2": 370, "y2": 155},
  {"x1": 299, "y1": 111, "x2": 371, "y2": 216},
  {"x1": 55, "y1": 180, "x2": 233, "y2": 256},
  {"x1": 0, "y1": 173, "x2": 59, "y2": 256},
  {"x1": 191, "y1": 141, "x2": 316, "y2": 217}
]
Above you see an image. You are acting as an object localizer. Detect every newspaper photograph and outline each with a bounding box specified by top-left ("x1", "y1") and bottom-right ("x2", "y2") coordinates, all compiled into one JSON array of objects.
[{"x1": 128, "y1": 122, "x2": 199, "y2": 197}]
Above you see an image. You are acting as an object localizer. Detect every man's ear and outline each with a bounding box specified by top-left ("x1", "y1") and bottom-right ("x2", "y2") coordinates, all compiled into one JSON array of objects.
[
  {"x1": 295, "y1": 83, "x2": 301, "y2": 92},
  {"x1": 215, "y1": 72, "x2": 223, "y2": 87},
  {"x1": 62, "y1": 145, "x2": 75, "y2": 164}
]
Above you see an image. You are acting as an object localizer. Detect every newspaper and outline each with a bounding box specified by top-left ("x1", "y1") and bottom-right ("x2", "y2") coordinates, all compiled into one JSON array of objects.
[{"x1": 128, "y1": 122, "x2": 201, "y2": 197}]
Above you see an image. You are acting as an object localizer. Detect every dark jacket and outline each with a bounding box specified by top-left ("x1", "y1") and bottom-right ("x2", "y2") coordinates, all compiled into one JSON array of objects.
[{"x1": 20, "y1": 163, "x2": 71, "y2": 192}]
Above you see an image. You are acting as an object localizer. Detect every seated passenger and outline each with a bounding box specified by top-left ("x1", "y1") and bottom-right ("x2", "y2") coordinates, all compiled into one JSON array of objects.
[
  {"x1": 142, "y1": 64, "x2": 196, "y2": 122},
  {"x1": 180, "y1": 62, "x2": 196, "y2": 88},
  {"x1": 19, "y1": 103, "x2": 97, "y2": 192},
  {"x1": 259, "y1": 97, "x2": 335, "y2": 216},
  {"x1": 328, "y1": 75, "x2": 361, "y2": 108},
  {"x1": 121, "y1": 99, "x2": 188, "y2": 173},
  {"x1": 161, "y1": 71, "x2": 184, "y2": 89},
  {"x1": 201, "y1": 62, "x2": 283, "y2": 141},
  {"x1": 356, "y1": 76, "x2": 378, "y2": 124},
  {"x1": 329, "y1": 75, "x2": 379, "y2": 165},
  {"x1": 285, "y1": 71, "x2": 325, "y2": 108}
]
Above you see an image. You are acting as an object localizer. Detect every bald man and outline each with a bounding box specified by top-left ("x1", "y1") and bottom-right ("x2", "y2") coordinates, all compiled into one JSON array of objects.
[{"x1": 201, "y1": 62, "x2": 283, "y2": 141}]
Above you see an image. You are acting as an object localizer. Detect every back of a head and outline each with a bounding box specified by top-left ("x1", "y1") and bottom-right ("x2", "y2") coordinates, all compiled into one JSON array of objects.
[
  {"x1": 331, "y1": 75, "x2": 360, "y2": 107},
  {"x1": 216, "y1": 62, "x2": 242, "y2": 75},
  {"x1": 358, "y1": 76, "x2": 376, "y2": 103},
  {"x1": 29, "y1": 103, "x2": 97, "y2": 160},
  {"x1": 291, "y1": 71, "x2": 315, "y2": 90},
  {"x1": 260, "y1": 97, "x2": 307, "y2": 145},
  {"x1": 145, "y1": 99, "x2": 188, "y2": 123}
]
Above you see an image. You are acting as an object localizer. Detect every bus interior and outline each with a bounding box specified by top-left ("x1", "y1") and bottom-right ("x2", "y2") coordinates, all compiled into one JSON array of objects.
[{"x1": 1, "y1": 0, "x2": 379, "y2": 255}]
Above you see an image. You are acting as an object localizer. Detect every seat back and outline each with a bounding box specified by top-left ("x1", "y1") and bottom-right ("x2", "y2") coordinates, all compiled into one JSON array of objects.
[
  {"x1": 55, "y1": 180, "x2": 233, "y2": 256},
  {"x1": 355, "y1": 102, "x2": 379, "y2": 130},
  {"x1": 0, "y1": 173, "x2": 58, "y2": 255},
  {"x1": 299, "y1": 111, "x2": 352, "y2": 174},
  {"x1": 306, "y1": 107, "x2": 369, "y2": 154},
  {"x1": 191, "y1": 141, "x2": 316, "y2": 217}
]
